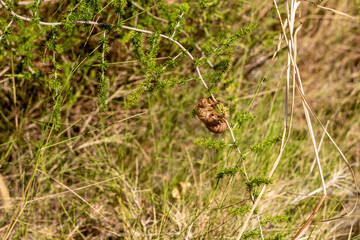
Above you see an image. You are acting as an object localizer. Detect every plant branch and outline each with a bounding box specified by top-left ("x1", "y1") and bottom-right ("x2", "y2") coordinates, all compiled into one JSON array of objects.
[
  {"x1": 0, "y1": 19, "x2": 13, "y2": 41},
  {"x1": 0, "y1": 1, "x2": 265, "y2": 237}
]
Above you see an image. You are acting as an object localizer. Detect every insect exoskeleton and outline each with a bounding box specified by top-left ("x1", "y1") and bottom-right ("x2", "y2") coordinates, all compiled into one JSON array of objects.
[
  {"x1": 206, "y1": 121, "x2": 227, "y2": 133},
  {"x1": 195, "y1": 97, "x2": 228, "y2": 133}
]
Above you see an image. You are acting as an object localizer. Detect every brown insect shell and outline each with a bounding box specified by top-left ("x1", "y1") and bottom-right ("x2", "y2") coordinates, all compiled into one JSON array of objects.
[
  {"x1": 196, "y1": 98, "x2": 219, "y2": 124},
  {"x1": 196, "y1": 97, "x2": 227, "y2": 133},
  {"x1": 206, "y1": 121, "x2": 227, "y2": 133}
]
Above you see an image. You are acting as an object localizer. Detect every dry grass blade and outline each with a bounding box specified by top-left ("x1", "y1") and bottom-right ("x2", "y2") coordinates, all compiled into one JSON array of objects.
[
  {"x1": 0, "y1": 174, "x2": 11, "y2": 209},
  {"x1": 298, "y1": 0, "x2": 357, "y2": 20},
  {"x1": 36, "y1": 169, "x2": 111, "y2": 224},
  {"x1": 27, "y1": 175, "x2": 126, "y2": 204},
  {"x1": 281, "y1": 0, "x2": 358, "y2": 237},
  {"x1": 294, "y1": 82, "x2": 359, "y2": 213},
  {"x1": 237, "y1": 0, "x2": 358, "y2": 239}
]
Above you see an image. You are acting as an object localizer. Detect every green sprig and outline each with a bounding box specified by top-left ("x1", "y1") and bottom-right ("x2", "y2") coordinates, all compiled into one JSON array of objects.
[{"x1": 194, "y1": 138, "x2": 227, "y2": 151}]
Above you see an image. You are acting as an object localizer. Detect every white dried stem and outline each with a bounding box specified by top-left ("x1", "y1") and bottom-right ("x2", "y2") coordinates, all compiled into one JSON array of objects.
[
  {"x1": 0, "y1": 19, "x2": 13, "y2": 41},
  {"x1": 171, "y1": 12, "x2": 183, "y2": 38}
]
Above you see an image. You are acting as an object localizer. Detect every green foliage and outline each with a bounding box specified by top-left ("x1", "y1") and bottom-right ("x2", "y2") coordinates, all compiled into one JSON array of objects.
[
  {"x1": 228, "y1": 141, "x2": 240, "y2": 151},
  {"x1": 234, "y1": 112, "x2": 256, "y2": 128},
  {"x1": 99, "y1": 23, "x2": 113, "y2": 32},
  {"x1": 193, "y1": 57, "x2": 202, "y2": 67},
  {"x1": 51, "y1": 94, "x2": 63, "y2": 131},
  {"x1": 261, "y1": 214, "x2": 289, "y2": 225},
  {"x1": 46, "y1": 27, "x2": 64, "y2": 130},
  {"x1": 124, "y1": 86, "x2": 146, "y2": 110},
  {"x1": 216, "y1": 166, "x2": 243, "y2": 182},
  {"x1": 250, "y1": 135, "x2": 281, "y2": 154},
  {"x1": 228, "y1": 205, "x2": 251, "y2": 217},
  {"x1": 123, "y1": 13, "x2": 256, "y2": 110},
  {"x1": 264, "y1": 233, "x2": 286, "y2": 240},
  {"x1": 168, "y1": 3, "x2": 189, "y2": 37},
  {"x1": 215, "y1": 165, "x2": 245, "y2": 187},
  {"x1": 355, "y1": 2, "x2": 360, "y2": 16},
  {"x1": 30, "y1": 0, "x2": 44, "y2": 13},
  {"x1": 191, "y1": 106, "x2": 197, "y2": 118},
  {"x1": 239, "y1": 229, "x2": 260, "y2": 240},
  {"x1": 211, "y1": 48, "x2": 234, "y2": 84},
  {"x1": 98, "y1": 75, "x2": 108, "y2": 111},
  {"x1": 0, "y1": 21, "x2": 13, "y2": 43},
  {"x1": 112, "y1": 0, "x2": 127, "y2": 15},
  {"x1": 193, "y1": 137, "x2": 227, "y2": 151},
  {"x1": 62, "y1": 18, "x2": 75, "y2": 31},
  {"x1": 125, "y1": 30, "x2": 172, "y2": 108},
  {"x1": 157, "y1": 0, "x2": 165, "y2": 9},
  {"x1": 147, "y1": 30, "x2": 161, "y2": 68},
  {"x1": 218, "y1": 23, "x2": 257, "y2": 47},
  {"x1": 245, "y1": 177, "x2": 273, "y2": 194},
  {"x1": 97, "y1": 32, "x2": 110, "y2": 111},
  {"x1": 131, "y1": 30, "x2": 161, "y2": 69},
  {"x1": 30, "y1": 16, "x2": 41, "y2": 25},
  {"x1": 131, "y1": 31, "x2": 146, "y2": 64},
  {"x1": 199, "y1": 0, "x2": 217, "y2": 9},
  {"x1": 148, "y1": 77, "x2": 187, "y2": 92},
  {"x1": 215, "y1": 101, "x2": 229, "y2": 118},
  {"x1": 124, "y1": 76, "x2": 188, "y2": 109}
]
